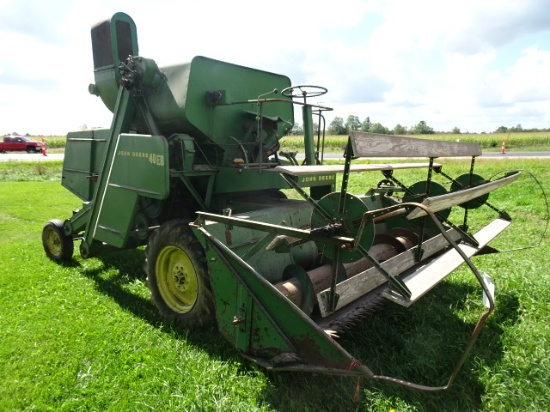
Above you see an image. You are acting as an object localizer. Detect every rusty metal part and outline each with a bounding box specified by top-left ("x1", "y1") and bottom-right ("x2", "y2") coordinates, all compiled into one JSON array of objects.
[
  {"x1": 274, "y1": 229, "x2": 418, "y2": 312},
  {"x1": 317, "y1": 288, "x2": 386, "y2": 334}
]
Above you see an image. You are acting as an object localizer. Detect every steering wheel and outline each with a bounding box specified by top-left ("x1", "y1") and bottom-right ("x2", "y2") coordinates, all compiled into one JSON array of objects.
[{"x1": 281, "y1": 85, "x2": 328, "y2": 99}]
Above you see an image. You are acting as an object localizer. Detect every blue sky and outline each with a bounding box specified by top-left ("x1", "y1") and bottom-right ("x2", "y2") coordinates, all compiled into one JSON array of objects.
[{"x1": 1, "y1": 0, "x2": 550, "y2": 135}]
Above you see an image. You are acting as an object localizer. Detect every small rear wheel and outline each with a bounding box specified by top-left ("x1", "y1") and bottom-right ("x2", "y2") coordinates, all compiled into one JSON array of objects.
[
  {"x1": 145, "y1": 219, "x2": 214, "y2": 328},
  {"x1": 42, "y1": 219, "x2": 74, "y2": 261}
]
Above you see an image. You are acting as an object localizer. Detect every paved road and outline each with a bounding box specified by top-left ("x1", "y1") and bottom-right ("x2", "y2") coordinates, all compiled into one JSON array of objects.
[
  {"x1": 1, "y1": 151, "x2": 548, "y2": 162},
  {"x1": 475, "y1": 151, "x2": 550, "y2": 158}
]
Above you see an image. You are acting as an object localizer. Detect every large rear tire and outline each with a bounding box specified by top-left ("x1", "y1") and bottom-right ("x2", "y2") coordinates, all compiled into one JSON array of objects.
[
  {"x1": 42, "y1": 219, "x2": 74, "y2": 262},
  {"x1": 145, "y1": 219, "x2": 214, "y2": 328}
]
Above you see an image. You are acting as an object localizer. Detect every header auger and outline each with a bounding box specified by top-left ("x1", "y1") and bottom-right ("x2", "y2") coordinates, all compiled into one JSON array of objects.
[{"x1": 43, "y1": 12, "x2": 523, "y2": 391}]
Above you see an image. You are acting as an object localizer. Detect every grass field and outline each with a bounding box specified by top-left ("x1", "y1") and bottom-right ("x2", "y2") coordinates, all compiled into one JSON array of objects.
[
  {"x1": 26, "y1": 136, "x2": 67, "y2": 150},
  {"x1": 0, "y1": 159, "x2": 548, "y2": 411}
]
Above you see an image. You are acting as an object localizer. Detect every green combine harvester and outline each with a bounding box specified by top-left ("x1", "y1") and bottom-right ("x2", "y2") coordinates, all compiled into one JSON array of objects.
[{"x1": 42, "y1": 12, "x2": 522, "y2": 390}]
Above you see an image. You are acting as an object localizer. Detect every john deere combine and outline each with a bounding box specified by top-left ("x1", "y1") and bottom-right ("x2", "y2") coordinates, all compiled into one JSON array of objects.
[{"x1": 43, "y1": 12, "x2": 522, "y2": 390}]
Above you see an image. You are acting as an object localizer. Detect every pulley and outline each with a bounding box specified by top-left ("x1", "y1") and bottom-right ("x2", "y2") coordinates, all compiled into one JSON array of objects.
[
  {"x1": 403, "y1": 180, "x2": 451, "y2": 226},
  {"x1": 450, "y1": 173, "x2": 489, "y2": 209},
  {"x1": 310, "y1": 192, "x2": 374, "y2": 263}
]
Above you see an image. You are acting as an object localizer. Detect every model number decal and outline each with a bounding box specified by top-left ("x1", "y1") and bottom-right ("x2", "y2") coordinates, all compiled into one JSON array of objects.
[
  {"x1": 300, "y1": 175, "x2": 335, "y2": 183},
  {"x1": 117, "y1": 150, "x2": 165, "y2": 166}
]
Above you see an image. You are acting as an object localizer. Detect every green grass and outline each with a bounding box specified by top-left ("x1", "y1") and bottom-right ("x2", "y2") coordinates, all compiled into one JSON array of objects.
[
  {"x1": 0, "y1": 159, "x2": 549, "y2": 411},
  {"x1": 0, "y1": 160, "x2": 63, "y2": 181}
]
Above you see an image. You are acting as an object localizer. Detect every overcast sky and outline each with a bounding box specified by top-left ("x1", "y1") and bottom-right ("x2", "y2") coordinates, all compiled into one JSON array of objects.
[{"x1": 1, "y1": 0, "x2": 550, "y2": 135}]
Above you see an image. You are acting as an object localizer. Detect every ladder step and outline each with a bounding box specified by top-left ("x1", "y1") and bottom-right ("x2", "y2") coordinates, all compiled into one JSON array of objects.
[{"x1": 384, "y1": 218, "x2": 511, "y2": 307}]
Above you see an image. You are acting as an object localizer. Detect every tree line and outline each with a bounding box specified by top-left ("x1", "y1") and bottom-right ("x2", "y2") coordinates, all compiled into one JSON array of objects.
[{"x1": 289, "y1": 115, "x2": 550, "y2": 136}]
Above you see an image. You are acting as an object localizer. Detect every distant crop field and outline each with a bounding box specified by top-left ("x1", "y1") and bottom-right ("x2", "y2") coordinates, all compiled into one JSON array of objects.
[
  {"x1": 281, "y1": 132, "x2": 550, "y2": 153},
  {"x1": 26, "y1": 136, "x2": 67, "y2": 149},
  {"x1": 28, "y1": 132, "x2": 550, "y2": 153},
  {"x1": 0, "y1": 159, "x2": 548, "y2": 411}
]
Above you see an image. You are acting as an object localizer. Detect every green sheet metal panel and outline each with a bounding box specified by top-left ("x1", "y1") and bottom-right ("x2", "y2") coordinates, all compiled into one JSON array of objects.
[
  {"x1": 195, "y1": 226, "x2": 363, "y2": 372},
  {"x1": 62, "y1": 129, "x2": 111, "y2": 201},
  {"x1": 145, "y1": 56, "x2": 293, "y2": 143},
  {"x1": 199, "y1": 200, "x2": 313, "y2": 283},
  {"x1": 92, "y1": 133, "x2": 169, "y2": 247},
  {"x1": 91, "y1": 12, "x2": 139, "y2": 112}
]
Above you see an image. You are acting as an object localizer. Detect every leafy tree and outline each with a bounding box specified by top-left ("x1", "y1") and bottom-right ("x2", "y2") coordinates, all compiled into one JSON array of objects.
[
  {"x1": 411, "y1": 120, "x2": 434, "y2": 135},
  {"x1": 451, "y1": 126, "x2": 461, "y2": 134},
  {"x1": 328, "y1": 117, "x2": 347, "y2": 135},
  {"x1": 290, "y1": 122, "x2": 303, "y2": 136},
  {"x1": 345, "y1": 115, "x2": 361, "y2": 132},
  {"x1": 393, "y1": 124, "x2": 407, "y2": 135},
  {"x1": 495, "y1": 126, "x2": 508, "y2": 133},
  {"x1": 361, "y1": 117, "x2": 372, "y2": 132},
  {"x1": 370, "y1": 123, "x2": 389, "y2": 134}
]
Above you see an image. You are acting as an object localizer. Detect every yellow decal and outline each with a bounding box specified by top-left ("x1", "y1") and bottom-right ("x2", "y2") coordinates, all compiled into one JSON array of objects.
[
  {"x1": 301, "y1": 175, "x2": 335, "y2": 183},
  {"x1": 117, "y1": 150, "x2": 165, "y2": 166}
]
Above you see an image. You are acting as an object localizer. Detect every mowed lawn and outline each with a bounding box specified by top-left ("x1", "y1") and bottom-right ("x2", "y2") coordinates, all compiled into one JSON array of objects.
[{"x1": 0, "y1": 159, "x2": 548, "y2": 411}]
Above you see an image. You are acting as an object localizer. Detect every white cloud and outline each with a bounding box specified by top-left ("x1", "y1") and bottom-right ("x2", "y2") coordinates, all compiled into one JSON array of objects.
[
  {"x1": 1, "y1": 0, "x2": 550, "y2": 135},
  {"x1": 500, "y1": 48, "x2": 550, "y2": 103}
]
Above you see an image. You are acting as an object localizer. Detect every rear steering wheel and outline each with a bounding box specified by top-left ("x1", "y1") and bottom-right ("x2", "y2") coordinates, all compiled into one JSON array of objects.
[{"x1": 281, "y1": 85, "x2": 328, "y2": 99}]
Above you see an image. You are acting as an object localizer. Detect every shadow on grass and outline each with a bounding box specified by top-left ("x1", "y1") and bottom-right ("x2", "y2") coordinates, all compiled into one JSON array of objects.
[
  {"x1": 261, "y1": 281, "x2": 520, "y2": 411},
  {"x1": 76, "y1": 249, "x2": 245, "y2": 364},
  {"x1": 75, "y1": 249, "x2": 521, "y2": 411},
  {"x1": 76, "y1": 249, "x2": 160, "y2": 326}
]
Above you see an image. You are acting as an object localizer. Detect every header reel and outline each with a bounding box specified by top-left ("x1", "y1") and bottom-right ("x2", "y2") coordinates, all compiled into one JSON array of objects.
[{"x1": 191, "y1": 131, "x2": 521, "y2": 390}]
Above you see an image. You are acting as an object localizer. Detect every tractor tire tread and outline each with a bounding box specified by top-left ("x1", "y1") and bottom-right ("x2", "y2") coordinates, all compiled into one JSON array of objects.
[
  {"x1": 42, "y1": 219, "x2": 74, "y2": 262},
  {"x1": 145, "y1": 219, "x2": 214, "y2": 328}
]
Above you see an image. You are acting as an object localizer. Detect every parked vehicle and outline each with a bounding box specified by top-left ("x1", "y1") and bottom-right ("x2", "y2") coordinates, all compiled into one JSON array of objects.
[{"x1": 0, "y1": 136, "x2": 44, "y2": 153}]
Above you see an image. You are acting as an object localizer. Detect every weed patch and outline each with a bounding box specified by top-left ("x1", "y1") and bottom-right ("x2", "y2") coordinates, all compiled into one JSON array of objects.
[{"x1": 0, "y1": 160, "x2": 63, "y2": 181}]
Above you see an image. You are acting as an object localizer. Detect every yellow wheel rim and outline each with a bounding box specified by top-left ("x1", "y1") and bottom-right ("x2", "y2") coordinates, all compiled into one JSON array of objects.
[
  {"x1": 156, "y1": 245, "x2": 199, "y2": 313},
  {"x1": 44, "y1": 227, "x2": 62, "y2": 257}
]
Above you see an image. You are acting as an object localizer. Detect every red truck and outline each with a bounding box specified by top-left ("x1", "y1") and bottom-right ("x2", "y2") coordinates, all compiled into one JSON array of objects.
[{"x1": 0, "y1": 136, "x2": 45, "y2": 153}]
